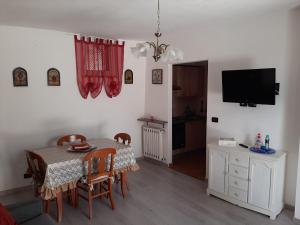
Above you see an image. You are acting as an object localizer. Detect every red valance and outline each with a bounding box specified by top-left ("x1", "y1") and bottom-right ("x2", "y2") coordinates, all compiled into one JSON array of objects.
[{"x1": 74, "y1": 35, "x2": 125, "y2": 99}]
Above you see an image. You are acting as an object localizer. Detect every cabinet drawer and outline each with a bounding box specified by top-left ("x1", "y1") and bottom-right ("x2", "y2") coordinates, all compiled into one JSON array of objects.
[
  {"x1": 229, "y1": 186, "x2": 248, "y2": 202},
  {"x1": 229, "y1": 165, "x2": 248, "y2": 179},
  {"x1": 229, "y1": 176, "x2": 248, "y2": 191},
  {"x1": 230, "y1": 152, "x2": 249, "y2": 168}
]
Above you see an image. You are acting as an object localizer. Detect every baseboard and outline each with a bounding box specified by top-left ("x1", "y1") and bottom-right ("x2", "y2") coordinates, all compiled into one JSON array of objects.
[
  {"x1": 142, "y1": 157, "x2": 168, "y2": 167},
  {"x1": 0, "y1": 185, "x2": 32, "y2": 197},
  {"x1": 293, "y1": 217, "x2": 300, "y2": 225},
  {"x1": 135, "y1": 156, "x2": 144, "y2": 161}
]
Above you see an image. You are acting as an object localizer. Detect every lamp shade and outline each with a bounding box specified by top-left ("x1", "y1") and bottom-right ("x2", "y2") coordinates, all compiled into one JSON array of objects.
[
  {"x1": 161, "y1": 47, "x2": 184, "y2": 62},
  {"x1": 131, "y1": 43, "x2": 150, "y2": 58}
]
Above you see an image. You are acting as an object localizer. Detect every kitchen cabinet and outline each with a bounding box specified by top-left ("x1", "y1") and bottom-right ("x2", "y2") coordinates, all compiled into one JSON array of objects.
[
  {"x1": 185, "y1": 120, "x2": 206, "y2": 151},
  {"x1": 173, "y1": 66, "x2": 204, "y2": 97}
]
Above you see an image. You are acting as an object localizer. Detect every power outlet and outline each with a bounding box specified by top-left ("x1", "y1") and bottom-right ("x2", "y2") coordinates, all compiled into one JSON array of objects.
[{"x1": 212, "y1": 117, "x2": 218, "y2": 123}]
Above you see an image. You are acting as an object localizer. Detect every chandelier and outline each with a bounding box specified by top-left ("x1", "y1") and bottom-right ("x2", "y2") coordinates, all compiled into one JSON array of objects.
[{"x1": 131, "y1": 0, "x2": 183, "y2": 62}]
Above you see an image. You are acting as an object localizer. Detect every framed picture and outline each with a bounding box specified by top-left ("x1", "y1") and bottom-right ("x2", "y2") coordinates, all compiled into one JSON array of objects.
[
  {"x1": 13, "y1": 67, "x2": 28, "y2": 87},
  {"x1": 152, "y1": 69, "x2": 163, "y2": 84},
  {"x1": 124, "y1": 69, "x2": 133, "y2": 84},
  {"x1": 47, "y1": 68, "x2": 60, "y2": 86}
]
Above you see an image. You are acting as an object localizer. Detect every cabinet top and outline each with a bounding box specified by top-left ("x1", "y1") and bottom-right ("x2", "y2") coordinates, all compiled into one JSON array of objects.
[{"x1": 207, "y1": 143, "x2": 286, "y2": 161}]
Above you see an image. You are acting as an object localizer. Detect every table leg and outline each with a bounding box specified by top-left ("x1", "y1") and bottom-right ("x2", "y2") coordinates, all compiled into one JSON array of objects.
[
  {"x1": 56, "y1": 191, "x2": 63, "y2": 223},
  {"x1": 121, "y1": 171, "x2": 127, "y2": 198},
  {"x1": 70, "y1": 188, "x2": 77, "y2": 208}
]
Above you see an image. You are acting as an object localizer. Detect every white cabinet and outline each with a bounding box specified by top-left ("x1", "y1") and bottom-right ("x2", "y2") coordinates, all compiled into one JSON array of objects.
[
  {"x1": 248, "y1": 159, "x2": 272, "y2": 209},
  {"x1": 207, "y1": 144, "x2": 286, "y2": 220},
  {"x1": 208, "y1": 150, "x2": 228, "y2": 194}
]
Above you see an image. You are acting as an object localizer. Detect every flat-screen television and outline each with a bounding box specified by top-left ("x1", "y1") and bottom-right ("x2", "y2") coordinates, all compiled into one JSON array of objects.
[{"x1": 222, "y1": 68, "x2": 276, "y2": 105}]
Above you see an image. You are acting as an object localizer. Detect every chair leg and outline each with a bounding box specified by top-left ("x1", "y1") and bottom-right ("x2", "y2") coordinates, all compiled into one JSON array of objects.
[
  {"x1": 99, "y1": 183, "x2": 102, "y2": 199},
  {"x1": 88, "y1": 189, "x2": 93, "y2": 220},
  {"x1": 75, "y1": 188, "x2": 79, "y2": 208},
  {"x1": 126, "y1": 180, "x2": 130, "y2": 191},
  {"x1": 43, "y1": 200, "x2": 50, "y2": 214},
  {"x1": 114, "y1": 174, "x2": 119, "y2": 184},
  {"x1": 108, "y1": 180, "x2": 115, "y2": 210},
  {"x1": 121, "y1": 171, "x2": 127, "y2": 198},
  {"x1": 70, "y1": 188, "x2": 77, "y2": 208},
  {"x1": 34, "y1": 184, "x2": 39, "y2": 197}
]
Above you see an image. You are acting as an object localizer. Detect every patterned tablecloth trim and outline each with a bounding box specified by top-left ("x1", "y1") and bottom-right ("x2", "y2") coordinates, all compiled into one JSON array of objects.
[
  {"x1": 41, "y1": 163, "x2": 140, "y2": 200},
  {"x1": 41, "y1": 181, "x2": 77, "y2": 200},
  {"x1": 113, "y1": 163, "x2": 140, "y2": 174}
]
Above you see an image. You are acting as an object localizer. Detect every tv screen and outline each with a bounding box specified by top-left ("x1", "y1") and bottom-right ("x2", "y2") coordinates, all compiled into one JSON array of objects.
[{"x1": 222, "y1": 68, "x2": 276, "y2": 105}]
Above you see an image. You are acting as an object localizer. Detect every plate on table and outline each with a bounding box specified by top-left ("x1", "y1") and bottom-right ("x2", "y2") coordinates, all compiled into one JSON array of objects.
[
  {"x1": 67, "y1": 145, "x2": 97, "y2": 153},
  {"x1": 70, "y1": 142, "x2": 90, "y2": 150},
  {"x1": 249, "y1": 146, "x2": 276, "y2": 154}
]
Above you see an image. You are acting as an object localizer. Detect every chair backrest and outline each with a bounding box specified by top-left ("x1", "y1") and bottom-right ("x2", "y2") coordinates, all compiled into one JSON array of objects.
[
  {"x1": 114, "y1": 133, "x2": 131, "y2": 145},
  {"x1": 83, "y1": 148, "x2": 116, "y2": 184},
  {"x1": 26, "y1": 151, "x2": 46, "y2": 186},
  {"x1": 57, "y1": 134, "x2": 87, "y2": 146}
]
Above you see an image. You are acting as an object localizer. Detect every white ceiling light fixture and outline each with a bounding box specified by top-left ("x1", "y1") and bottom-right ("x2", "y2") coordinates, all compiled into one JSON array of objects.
[{"x1": 131, "y1": 0, "x2": 183, "y2": 62}]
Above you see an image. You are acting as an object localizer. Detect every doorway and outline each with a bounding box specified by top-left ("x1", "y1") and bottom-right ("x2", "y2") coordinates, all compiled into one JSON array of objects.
[{"x1": 170, "y1": 61, "x2": 208, "y2": 180}]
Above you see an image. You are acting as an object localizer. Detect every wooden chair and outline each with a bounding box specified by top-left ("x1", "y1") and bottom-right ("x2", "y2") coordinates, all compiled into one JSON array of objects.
[
  {"x1": 26, "y1": 151, "x2": 63, "y2": 223},
  {"x1": 114, "y1": 133, "x2": 131, "y2": 145},
  {"x1": 113, "y1": 133, "x2": 131, "y2": 198},
  {"x1": 76, "y1": 148, "x2": 116, "y2": 220},
  {"x1": 57, "y1": 134, "x2": 86, "y2": 146},
  {"x1": 26, "y1": 151, "x2": 46, "y2": 197}
]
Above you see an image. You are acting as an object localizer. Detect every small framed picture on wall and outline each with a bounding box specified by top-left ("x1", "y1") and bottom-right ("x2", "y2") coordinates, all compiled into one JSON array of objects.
[
  {"x1": 152, "y1": 69, "x2": 163, "y2": 84},
  {"x1": 124, "y1": 69, "x2": 133, "y2": 84},
  {"x1": 13, "y1": 67, "x2": 28, "y2": 87},
  {"x1": 47, "y1": 68, "x2": 60, "y2": 86}
]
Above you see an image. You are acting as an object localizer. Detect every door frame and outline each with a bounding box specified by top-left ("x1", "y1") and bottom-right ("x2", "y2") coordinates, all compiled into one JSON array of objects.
[{"x1": 167, "y1": 60, "x2": 208, "y2": 167}]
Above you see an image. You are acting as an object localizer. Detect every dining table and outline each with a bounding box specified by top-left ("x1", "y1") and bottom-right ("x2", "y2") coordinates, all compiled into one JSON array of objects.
[{"x1": 28, "y1": 138, "x2": 139, "y2": 223}]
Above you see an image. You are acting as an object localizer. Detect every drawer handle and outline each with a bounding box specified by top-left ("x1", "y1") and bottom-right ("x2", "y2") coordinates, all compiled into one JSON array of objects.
[
  {"x1": 234, "y1": 193, "x2": 238, "y2": 197},
  {"x1": 234, "y1": 170, "x2": 239, "y2": 174},
  {"x1": 234, "y1": 181, "x2": 238, "y2": 185}
]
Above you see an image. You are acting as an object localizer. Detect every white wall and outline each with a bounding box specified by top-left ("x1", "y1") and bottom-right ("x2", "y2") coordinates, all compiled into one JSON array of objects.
[
  {"x1": 145, "y1": 10, "x2": 300, "y2": 206},
  {"x1": 291, "y1": 6, "x2": 300, "y2": 219},
  {"x1": 145, "y1": 59, "x2": 172, "y2": 163},
  {"x1": 0, "y1": 26, "x2": 146, "y2": 192}
]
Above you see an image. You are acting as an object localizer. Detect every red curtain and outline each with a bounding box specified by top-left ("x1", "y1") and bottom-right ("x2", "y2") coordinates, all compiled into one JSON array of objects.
[{"x1": 74, "y1": 35, "x2": 125, "y2": 99}]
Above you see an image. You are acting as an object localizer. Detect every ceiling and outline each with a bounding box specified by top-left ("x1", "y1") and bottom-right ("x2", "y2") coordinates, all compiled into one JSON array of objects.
[{"x1": 0, "y1": 0, "x2": 299, "y2": 40}]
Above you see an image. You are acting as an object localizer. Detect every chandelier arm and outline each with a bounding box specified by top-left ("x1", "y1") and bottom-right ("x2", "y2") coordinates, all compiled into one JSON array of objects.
[
  {"x1": 159, "y1": 43, "x2": 169, "y2": 50},
  {"x1": 146, "y1": 41, "x2": 156, "y2": 49}
]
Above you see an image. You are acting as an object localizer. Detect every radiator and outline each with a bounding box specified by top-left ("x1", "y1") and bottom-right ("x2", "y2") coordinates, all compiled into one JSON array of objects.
[{"x1": 142, "y1": 126, "x2": 165, "y2": 161}]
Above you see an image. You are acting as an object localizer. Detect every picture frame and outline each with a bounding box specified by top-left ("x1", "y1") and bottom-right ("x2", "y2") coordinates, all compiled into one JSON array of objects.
[
  {"x1": 13, "y1": 67, "x2": 28, "y2": 87},
  {"x1": 124, "y1": 69, "x2": 133, "y2": 84},
  {"x1": 152, "y1": 69, "x2": 163, "y2": 84},
  {"x1": 47, "y1": 68, "x2": 60, "y2": 86}
]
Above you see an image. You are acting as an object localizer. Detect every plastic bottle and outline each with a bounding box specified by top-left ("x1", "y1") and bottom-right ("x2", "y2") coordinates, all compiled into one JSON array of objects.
[
  {"x1": 265, "y1": 135, "x2": 270, "y2": 150},
  {"x1": 255, "y1": 133, "x2": 263, "y2": 149}
]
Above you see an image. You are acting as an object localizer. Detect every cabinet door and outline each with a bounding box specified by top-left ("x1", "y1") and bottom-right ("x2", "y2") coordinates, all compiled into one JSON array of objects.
[
  {"x1": 209, "y1": 150, "x2": 228, "y2": 194},
  {"x1": 185, "y1": 122, "x2": 193, "y2": 151},
  {"x1": 248, "y1": 158, "x2": 272, "y2": 209},
  {"x1": 185, "y1": 121, "x2": 205, "y2": 151}
]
